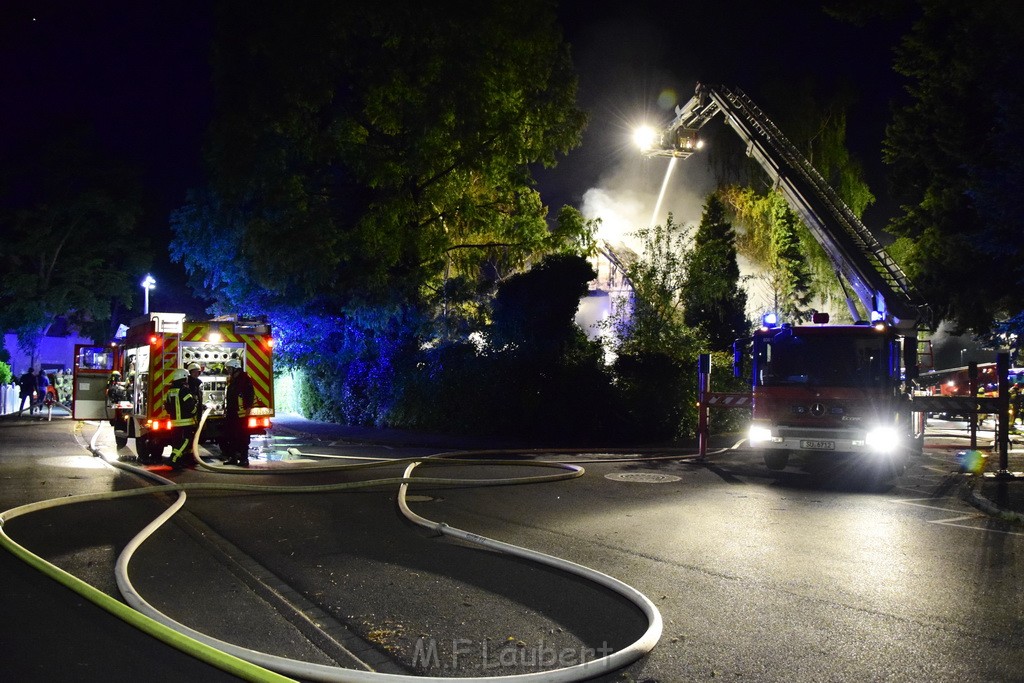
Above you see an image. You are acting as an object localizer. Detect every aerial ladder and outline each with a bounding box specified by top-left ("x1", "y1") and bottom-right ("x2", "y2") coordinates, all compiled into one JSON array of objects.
[{"x1": 641, "y1": 83, "x2": 926, "y2": 331}]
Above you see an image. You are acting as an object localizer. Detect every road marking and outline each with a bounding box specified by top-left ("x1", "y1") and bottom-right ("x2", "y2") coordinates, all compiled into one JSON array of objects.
[
  {"x1": 892, "y1": 497, "x2": 968, "y2": 513},
  {"x1": 892, "y1": 498, "x2": 1024, "y2": 535}
]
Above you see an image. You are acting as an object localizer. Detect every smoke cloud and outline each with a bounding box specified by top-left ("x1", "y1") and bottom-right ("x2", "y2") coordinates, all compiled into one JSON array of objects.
[{"x1": 579, "y1": 152, "x2": 716, "y2": 254}]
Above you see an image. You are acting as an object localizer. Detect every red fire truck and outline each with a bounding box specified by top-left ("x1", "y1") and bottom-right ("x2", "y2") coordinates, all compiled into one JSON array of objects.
[
  {"x1": 73, "y1": 313, "x2": 275, "y2": 461},
  {"x1": 642, "y1": 84, "x2": 928, "y2": 472}
]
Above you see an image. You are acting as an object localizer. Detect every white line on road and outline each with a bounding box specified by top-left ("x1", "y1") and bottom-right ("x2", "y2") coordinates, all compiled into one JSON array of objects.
[{"x1": 892, "y1": 498, "x2": 1024, "y2": 535}]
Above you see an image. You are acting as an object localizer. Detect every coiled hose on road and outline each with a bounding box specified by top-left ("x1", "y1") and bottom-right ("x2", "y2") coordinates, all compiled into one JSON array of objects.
[{"x1": 0, "y1": 412, "x2": 721, "y2": 682}]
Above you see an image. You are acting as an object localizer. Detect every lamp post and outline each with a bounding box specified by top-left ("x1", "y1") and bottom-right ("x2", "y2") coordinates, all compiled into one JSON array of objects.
[{"x1": 141, "y1": 274, "x2": 156, "y2": 314}]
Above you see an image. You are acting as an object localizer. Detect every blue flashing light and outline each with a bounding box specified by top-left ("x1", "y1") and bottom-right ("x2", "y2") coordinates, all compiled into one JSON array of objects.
[
  {"x1": 762, "y1": 312, "x2": 778, "y2": 328},
  {"x1": 870, "y1": 310, "x2": 884, "y2": 322}
]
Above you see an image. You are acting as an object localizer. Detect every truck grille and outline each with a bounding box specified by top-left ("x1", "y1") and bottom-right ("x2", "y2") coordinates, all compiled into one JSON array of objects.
[{"x1": 777, "y1": 427, "x2": 862, "y2": 440}]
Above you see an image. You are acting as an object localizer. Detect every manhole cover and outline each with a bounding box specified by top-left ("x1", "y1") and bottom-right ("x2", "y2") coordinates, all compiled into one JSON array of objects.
[{"x1": 604, "y1": 472, "x2": 681, "y2": 483}]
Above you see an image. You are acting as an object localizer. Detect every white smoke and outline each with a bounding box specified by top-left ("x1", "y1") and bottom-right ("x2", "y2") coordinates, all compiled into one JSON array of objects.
[{"x1": 576, "y1": 150, "x2": 779, "y2": 318}]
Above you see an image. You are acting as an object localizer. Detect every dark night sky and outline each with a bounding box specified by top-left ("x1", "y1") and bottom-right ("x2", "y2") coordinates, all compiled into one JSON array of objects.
[
  {"x1": 1, "y1": 1, "x2": 912, "y2": 315},
  {"x1": 1, "y1": 2, "x2": 215, "y2": 315},
  {"x1": 546, "y1": 0, "x2": 909, "y2": 226}
]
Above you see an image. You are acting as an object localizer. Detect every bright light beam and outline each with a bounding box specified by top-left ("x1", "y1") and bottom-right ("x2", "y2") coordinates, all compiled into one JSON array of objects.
[
  {"x1": 633, "y1": 125, "x2": 657, "y2": 151},
  {"x1": 649, "y1": 156, "x2": 677, "y2": 228}
]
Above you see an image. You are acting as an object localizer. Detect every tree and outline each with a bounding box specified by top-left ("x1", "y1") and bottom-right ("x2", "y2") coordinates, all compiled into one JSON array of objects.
[
  {"x1": 718, "y1": 187, "x2": 816, "y2": 322},
  {"x1": 601, "y1": 214, "x2": 704, "y2": 441},
  {"x1": 759, "y1": 81, "x2": 877, "y2": 219},
  {"x1": 609, "y1": 214, "x2": 697, "y2": 358},
  {"x1": 0, "y1": 124, "x2": 148, "y2": 350},
  {"x1": 168, "y1": 2, "x2": 594, "y2": 429},
  {"x1": 702, "y1": 82, "x2": 877, "y2": 324},
  {"x1": 176, "y1": 0, "x2": 588, "y2": 317},
  {"x1": 880, "y1": 1, "x2": 1024, "y2": 332},
  {"x1": 682, "y1": 195, "x2": 749, "y2": 350},
  {"x1": 488, "y1": 253, "x2": 597, "y2": 358}
]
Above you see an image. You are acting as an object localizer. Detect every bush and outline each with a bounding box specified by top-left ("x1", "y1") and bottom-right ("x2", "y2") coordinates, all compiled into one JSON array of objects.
[{"x1": 612, "y1": 351, "x2": 694, "y2": 443}]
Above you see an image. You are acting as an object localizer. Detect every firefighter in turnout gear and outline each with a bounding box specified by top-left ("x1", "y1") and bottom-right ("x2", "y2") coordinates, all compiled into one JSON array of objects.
[
  {"x1": 167, "y1": 368, "x2": 199, "y2": 469},
  {"x1": 222, "y1": 358, "x2": 254, "y2": 467},
  {"x1": 186, "y1": 362, "x2": 204, "y2": 411},
  {"x1": 106, "y1": 370, "x2": 128, "y2": 404}
]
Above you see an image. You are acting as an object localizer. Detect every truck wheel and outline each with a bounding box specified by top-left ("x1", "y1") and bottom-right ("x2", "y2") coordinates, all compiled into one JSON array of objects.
[
  {"x1": 763, "y1": 451, "x2": 789, "y2": 470},
  {"x1": 115, "y1": 433, "x2": 128, "y2": 449}
]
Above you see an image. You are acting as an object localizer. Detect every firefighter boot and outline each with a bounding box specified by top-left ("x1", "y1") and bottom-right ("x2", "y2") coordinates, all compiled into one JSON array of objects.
[{"x1": 170, "y1": 439, "x2": 191, "y2": 470}]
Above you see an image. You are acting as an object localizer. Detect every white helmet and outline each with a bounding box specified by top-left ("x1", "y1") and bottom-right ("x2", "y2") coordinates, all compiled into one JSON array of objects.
[
  {"x1": 171, "y1": 368, "x2": 189, "y2": 382},
  {"x1": 225, "y1": 359, "x2": 242, "y2": 370},
  {"x1": 186, "y1": 362, "x2": 201, "y2": 372}
]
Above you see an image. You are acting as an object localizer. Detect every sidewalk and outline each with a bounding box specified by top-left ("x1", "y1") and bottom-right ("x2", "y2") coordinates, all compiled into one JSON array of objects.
[{"x1": 923, "y1": 426, "x2": 1024, "y2": 524}]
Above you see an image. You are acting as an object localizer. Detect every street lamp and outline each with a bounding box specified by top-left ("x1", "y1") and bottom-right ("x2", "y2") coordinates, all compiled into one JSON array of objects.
[{"x1": 141, "y1": 274, "x2": 156, "y2": 314}]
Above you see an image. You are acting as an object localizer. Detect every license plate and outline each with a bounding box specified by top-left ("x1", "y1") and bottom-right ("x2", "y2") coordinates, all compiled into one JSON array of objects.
[{"x1": 800, "y1": 439, "x2": 835, "y2": 450}]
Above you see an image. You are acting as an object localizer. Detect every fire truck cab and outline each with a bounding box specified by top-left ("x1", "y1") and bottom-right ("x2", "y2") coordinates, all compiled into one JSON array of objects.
[
  {"x1": 746, "y1": 318, "x2": 914, "y2": 471},
  {"x1": 73, "y1": 312, "x2": 275, "y2": 462}
]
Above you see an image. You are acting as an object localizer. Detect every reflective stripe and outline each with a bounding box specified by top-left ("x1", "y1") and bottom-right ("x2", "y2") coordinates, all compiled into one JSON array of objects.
[{"x1": 166, "y1": 388, "x2": 198, "y2": 427}]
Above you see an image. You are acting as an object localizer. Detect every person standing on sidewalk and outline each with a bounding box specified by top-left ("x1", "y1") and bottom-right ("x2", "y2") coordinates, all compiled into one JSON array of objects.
[
  {"x1": 18, "y1": 368, "x2": 36, "y2": 416},
  {"x1": 222, "y1": 358, "x2": 254, "y2": 467},
  {"x1": 35, "y1": 370, "x2": 50, "y2": 413}
]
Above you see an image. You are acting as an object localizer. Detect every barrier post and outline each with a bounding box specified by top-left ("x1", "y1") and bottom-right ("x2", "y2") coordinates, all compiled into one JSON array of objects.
[
  {"x1": 968, "y1": 362, "x2": 978, "y2": 449},
  {"x1": 697, "y1": 354, "x2": 710, "y2": 459},
  {"x1": 997, "y1": 352, "x2": 1010, "y2": 475}
]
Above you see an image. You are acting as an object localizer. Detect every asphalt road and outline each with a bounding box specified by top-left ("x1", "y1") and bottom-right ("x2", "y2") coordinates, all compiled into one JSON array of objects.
[{"x1": 1, "y1": 413, "x2": 1021, "y2": 682}]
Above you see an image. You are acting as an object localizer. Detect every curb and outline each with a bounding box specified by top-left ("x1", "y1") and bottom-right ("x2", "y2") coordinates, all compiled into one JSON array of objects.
[{"x1": 960, "y1": 482, "x2": 1024, "y2": 525}]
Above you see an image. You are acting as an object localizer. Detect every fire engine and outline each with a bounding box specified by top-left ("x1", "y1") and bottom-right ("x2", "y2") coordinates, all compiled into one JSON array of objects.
[
  {"x1": 641, "y1": 84, "x2": 929, "y2": 472},
  {"x1": 72, "y1": 313, "x2": 275, "y2": 461}
]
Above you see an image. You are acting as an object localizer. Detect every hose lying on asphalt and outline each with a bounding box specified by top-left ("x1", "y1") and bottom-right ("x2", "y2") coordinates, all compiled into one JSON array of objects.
[{"x1": 0, "y1": 417, "x2": 699, "y2": 682}]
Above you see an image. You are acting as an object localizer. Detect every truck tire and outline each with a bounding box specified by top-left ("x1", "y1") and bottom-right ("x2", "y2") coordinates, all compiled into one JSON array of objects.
[
  {"x1": 762, "y1": 451, "x2": 789, "y2": 470},
  {"x1": 115, "y1": 432, "x2": 128, "y2": 449}
]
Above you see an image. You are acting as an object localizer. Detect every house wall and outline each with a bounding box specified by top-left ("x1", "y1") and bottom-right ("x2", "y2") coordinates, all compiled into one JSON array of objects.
[{"x1": 4, "y1": 331, "x2": 93, "y2": 375}]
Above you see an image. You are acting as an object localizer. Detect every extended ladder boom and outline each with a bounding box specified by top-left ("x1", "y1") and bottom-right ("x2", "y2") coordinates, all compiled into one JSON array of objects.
[{"x1": 643, "y1": 83, "x2": 926, "y2": 330}]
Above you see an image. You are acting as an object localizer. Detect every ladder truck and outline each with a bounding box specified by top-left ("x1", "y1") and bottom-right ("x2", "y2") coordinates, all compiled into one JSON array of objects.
[{"x1": 641, "y1": 84, "x2": 930, "y2": 472}]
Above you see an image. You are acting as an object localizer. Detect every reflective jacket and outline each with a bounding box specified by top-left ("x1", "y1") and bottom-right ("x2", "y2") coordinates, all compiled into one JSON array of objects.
[
  {"x1": 225, "y1": 371, "x2": 255, "y2": 420},
  {"x1": 166, "y1": 384, "x2": 198, "y2": 427}
]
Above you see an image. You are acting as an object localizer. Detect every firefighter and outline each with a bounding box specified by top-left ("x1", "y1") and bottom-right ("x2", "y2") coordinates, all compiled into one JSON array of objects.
[
  {"x1": 1007, "y1": 385, "x2": 1015, "y2": 428},
  {"x1": 106, "y1": 371, "x2": 128, "y2": 404},
  {"x1": 222, "y1": 358, "x2": 254, "y2": 467},
  {"x1": 167, "y1": 368, "x2": 199, "y2": 469},
  {"x1": 186, "y1": 362, "x2": 204, "y2": 411}
]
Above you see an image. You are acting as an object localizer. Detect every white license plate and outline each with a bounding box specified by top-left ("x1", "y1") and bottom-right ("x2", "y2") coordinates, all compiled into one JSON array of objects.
[{"x1": 800, "y1": 439, "x2": 835, "y2": 451}]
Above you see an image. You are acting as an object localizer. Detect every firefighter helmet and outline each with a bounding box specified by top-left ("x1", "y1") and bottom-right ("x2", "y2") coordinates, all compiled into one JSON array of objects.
[
  {"x1": 186, "y1": 362, "x2": 201, "y2": 372},
  {"x1": 111, "y1": 370, "x2": 121, "y2": 378},
  {"x1": 225, "y1": 359, "x2": 242, "y2": 370},
  {"x1": 171, "y1": 368, "x2": 189, "y2": 382}
]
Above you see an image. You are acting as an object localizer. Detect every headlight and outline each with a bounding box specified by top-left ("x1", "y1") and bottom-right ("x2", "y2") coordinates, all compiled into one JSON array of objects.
[
  {"x1": 865, "y1": 426, "x2": 899, "y2": 453},
  {"x1": 749, "y1": 425, "x2": 774, "y2": 445}
]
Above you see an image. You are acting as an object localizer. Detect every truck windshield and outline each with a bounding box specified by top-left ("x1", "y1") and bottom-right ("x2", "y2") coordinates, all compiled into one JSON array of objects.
[{"x1": 756, "y1": 330, "x2": 891, "y2": 388}]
